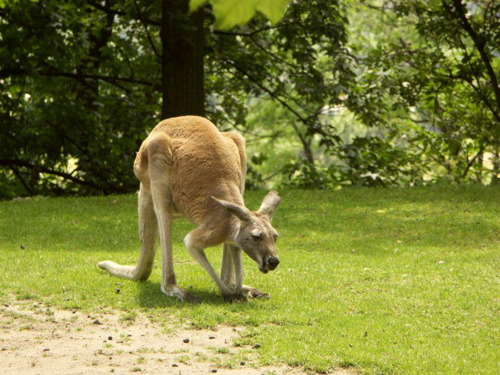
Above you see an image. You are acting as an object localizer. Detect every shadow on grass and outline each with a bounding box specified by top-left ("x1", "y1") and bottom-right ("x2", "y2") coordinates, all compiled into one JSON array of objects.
[{"x1": 137, "y1": 280, "x2": 253, "y2": 307}]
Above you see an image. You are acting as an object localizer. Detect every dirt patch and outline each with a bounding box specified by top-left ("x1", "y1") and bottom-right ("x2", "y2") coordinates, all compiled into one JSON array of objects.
[{"x1": 0, "y1": 299, "x2": 354, "y2": 375}]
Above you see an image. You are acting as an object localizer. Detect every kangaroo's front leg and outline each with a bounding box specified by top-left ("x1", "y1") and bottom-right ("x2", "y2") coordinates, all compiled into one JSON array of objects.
[
  {"x1": 223, "y1": 245, "x2": 247, "y2": 301},
  {"x1": 230, "y1": 245, "x2": 244, "y2": 295},
  {"x1": 150, "y1": 181, "x2": 200, "y2": 304},
  {"x1": 185, "y1": 231, "x2": 245, "y2": 302},
  {"x1": 222, "y1": 245, "x2": 268, "y2": 299},
  {"x1": 231, "y1": 246, "x2": 269, "y2": 299},
  {"x1": 221, "y1": 244, "x2": 235, "y2": 290}
]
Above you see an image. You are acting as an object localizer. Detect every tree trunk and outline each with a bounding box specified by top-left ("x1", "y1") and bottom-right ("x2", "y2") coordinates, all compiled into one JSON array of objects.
[
  {"x1": 476, "y1": 150, "x2": 483, "y2": 183},
  {"x1": 161, "y1": 0, "x2": 205, "y2": 120},
  {"x1": 491, "y1": 146, "x2": 500, "y2": 185},
  {"x1": 300, "y1": 135, "x2": 315, "y2": 165}
]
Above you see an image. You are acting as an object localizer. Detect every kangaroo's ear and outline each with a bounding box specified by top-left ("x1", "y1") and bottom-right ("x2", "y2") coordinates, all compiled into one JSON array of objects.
[
  {"x1": 212, "y1": 196, "x2": 252, "y2": 222},
  {"x1": 257, "y1": 190, "x2": 281, "y2": 221}
]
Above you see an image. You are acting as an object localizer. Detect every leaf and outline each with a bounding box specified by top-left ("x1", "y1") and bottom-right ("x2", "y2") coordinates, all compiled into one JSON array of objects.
[
  {"x1": 429, "y1": 0, "x2": 441, "y2": 10},
  {"x1": 210, "y1": 0, "x2": 258, "y2": 30},
  {"x1": 189, "y1": 0, "x2": 208, "y2": 13},
  {"x1": 189, "y1": 0, "x2": 290, "y2": 29},
  {"x1": 256, "y1": 0, "x2": 289, "y2": 24}
]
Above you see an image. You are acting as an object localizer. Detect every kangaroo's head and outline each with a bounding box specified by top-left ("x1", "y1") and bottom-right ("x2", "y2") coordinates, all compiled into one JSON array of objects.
[{"x1": 212, "y1": 191, "x2": 281, "y2": 273}]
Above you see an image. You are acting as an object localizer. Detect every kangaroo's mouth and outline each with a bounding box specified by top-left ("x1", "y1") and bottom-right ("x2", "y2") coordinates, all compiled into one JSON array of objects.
[
  {"x1": 259, "y1": 256, "x2": 279, "y2": 274},
  {"x1": 259, "y1": 263, "x2": 269, "y2": 274}
]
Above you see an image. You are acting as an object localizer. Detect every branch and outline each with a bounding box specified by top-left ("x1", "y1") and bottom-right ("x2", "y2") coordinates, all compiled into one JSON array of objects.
[
  {"x1": 441, "y1": 33, "x2": 500, "y2": 123},
  {"x1": 233, "y1": 123, "x2": 286, "y2": 143},
  {"x1": 358, "y1": 1, "x2": 392, "y2": 12},
  {"x1": 0, "y1": 68, "x2": 27, "y2": 79},
  {"x1": 10, "y1": 166, "x2": 34, "y2": 196},
  {"x1": 222, "y1": 57, "x2": 335, "y2": 149},
  {"x1": 450, "y1": 0, "x2": 500, "y2": 114},
  {"x1": 222, "y1": 58, "x2": 307, "y2": 122},
  {"x1": 133, "y1": 0, "x2": 161, "y2": 61},
  {"x1": 0, "y1": 159, "x2": 105, "y2": 190},
  {"x1": 212, "y1": 21, "x2": 297, "y2": 37},
  {"x1": 87, "y1": 0, "x2": 161, "y2": 26},
  {"x1": 47, "y1": 122, "x2": 124, "y2": 191},
  {"x1": 0, "y1": 68, "x2": 160, "y2": 91},
  {"x1": 248, "y1": 34, "x2": 298, "y2": 70},
  {"x1": 447, "y1": 72, "x2": 500, "y2": 123},
  {"x1": 462, "y1": 145, "x2": 485, "y2": 178},
  {"x1": 41, "y1": 70, "x2": 156, "y2": 88}
]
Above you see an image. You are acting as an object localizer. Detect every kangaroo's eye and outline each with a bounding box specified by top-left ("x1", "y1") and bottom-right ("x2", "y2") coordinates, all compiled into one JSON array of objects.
[{"x1": 251, "y1": 229, "x2": 263, "y2": 240}]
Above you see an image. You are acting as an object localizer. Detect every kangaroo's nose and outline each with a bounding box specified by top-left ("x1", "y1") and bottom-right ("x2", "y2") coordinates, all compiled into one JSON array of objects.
[{"x1": 267, "y1": 256, "x2": 280, "y2": 270}]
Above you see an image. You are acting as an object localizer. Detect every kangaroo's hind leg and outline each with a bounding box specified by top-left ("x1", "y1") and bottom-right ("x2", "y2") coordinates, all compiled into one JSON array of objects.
[
  {"x1": 147, "y1": 144, "x2": 201, "y2": 304},
  {"x1": 98, "y1": 184, "x2": 158, "y2": 281}
]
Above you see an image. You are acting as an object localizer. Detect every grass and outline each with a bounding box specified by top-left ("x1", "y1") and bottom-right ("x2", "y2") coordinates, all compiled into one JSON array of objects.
[{"x1": 1, "y1": 186, "x2": 499, "y2": 374}]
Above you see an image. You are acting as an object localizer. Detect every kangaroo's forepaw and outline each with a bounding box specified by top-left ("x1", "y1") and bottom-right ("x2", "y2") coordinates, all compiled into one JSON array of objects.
[
  {"x1": 223, "y1": 292, "x2": 247, "y2": 303},
  {"x1": 245, "y1": 287, "x2": 270, "y2": 299}
]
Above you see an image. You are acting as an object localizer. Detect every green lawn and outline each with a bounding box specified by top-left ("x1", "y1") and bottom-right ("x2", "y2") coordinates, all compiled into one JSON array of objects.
[{"x1": 1, "y1": 187, "x2": 499, "y2": 374}]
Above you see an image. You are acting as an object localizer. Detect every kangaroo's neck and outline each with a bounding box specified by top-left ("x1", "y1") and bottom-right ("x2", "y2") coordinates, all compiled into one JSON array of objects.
[{"x1": 213, "y1": 184, "x2": 244, "y2": 243}]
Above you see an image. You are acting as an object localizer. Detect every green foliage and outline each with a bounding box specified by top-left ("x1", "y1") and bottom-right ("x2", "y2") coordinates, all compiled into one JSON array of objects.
[
  {"x1": 207, "y1": 0, "x2": 354, "y2": 189},
  {"x1": 0, "y1": 0, "x2": 160, "y2": 197},
  {"x1": 245, "y1": 153, "x2": 267, "y2": 190},
  {"x1": 190, "y1": 0, "x2": 290, "y2": 29},
  {"x1": 335, "y1": 131, "x2": 425, "y2": 187},
  {"x1": 1, "y1": 188, "x2": 500, "y2": 373},
  {"x1": 282, "y1": 130, "x2": 425, "y2": 188},
  {"x1": 346, "y1": 0, "x2": 500, "y2": 184},
  {"x1": 283, "y1": 158, "x2": 334, "y2": 189},
  {"x1": 2, "y1": 0, "x2": 500, "y2": 197},
  {"x1": 0, "y1": 0, "x2": 38, "y2": 8},
  {"x1": 0, "y1": 0, "x2": 354, "y2": 198}
]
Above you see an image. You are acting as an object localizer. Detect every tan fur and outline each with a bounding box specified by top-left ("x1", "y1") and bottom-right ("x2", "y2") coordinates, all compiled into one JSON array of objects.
[
  {"x1": 98, "y1": 116, "x2": 281, "y2": 303},
  {"x1": 135, "y1": 117, "x2": 243, "y2": 245}
]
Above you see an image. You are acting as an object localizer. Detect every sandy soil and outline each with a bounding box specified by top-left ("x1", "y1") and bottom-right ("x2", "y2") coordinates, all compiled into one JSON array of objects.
[{"x1": 0, "y1": 299, "x2": 354, "y2": 375}]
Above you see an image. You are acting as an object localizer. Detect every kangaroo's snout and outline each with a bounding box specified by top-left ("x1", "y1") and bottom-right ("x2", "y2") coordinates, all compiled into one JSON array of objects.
[{"x1": 267, "y1": 256, "x2": 280, "y2": 270}]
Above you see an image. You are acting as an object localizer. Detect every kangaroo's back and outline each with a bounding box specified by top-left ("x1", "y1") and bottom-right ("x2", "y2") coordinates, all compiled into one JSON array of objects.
[{"x1": 134, "y1": 116, "x2": 245, "y2": 225}]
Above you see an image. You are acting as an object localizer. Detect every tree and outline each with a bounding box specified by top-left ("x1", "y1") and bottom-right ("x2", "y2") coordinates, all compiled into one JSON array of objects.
[
  {"x1": 346, "y1": 0, "x2": 500, "y2": 184},
  {"x1": 162, "y1": 0, "x2": 205, "y2": 119},
  {"x1": 0, "y1": 0, "x2": 208, "y2": 197},
  {"x1": 207, "y1": 0, "x2": 353, "y2": 170},
  {"x1": 0, "y1": 0, "x2": 352, "y2": 197},
  {"x1": 0, "y1": 0, "x2": 159, "y2": 197}
]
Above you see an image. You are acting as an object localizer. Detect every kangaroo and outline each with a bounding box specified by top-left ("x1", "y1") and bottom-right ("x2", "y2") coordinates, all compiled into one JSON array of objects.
[{"x1": 97, "y1": 116, "x2": 281, "y2": 303}]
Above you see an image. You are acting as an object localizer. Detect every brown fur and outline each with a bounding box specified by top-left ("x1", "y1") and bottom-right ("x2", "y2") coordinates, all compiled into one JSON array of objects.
[
  {"x1": 134, "y1": 117, "x2": 244, "y2": 246},
  {"x1": 98, "y1": 116, "x2": 281, "y2": 303}
]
